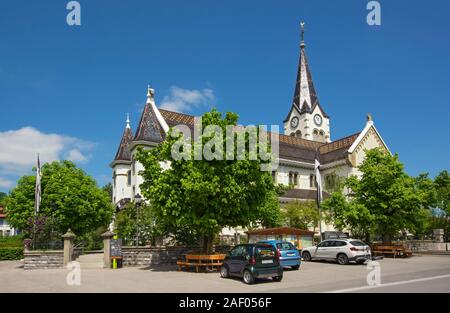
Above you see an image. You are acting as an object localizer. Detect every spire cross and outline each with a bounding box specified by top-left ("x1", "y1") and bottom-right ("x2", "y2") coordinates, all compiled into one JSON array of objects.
[{"x1": 300, "y1": 22, "x2": 305, "y2": 48}]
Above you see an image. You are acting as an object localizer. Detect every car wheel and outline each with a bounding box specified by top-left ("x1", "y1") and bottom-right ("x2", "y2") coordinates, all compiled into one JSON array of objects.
[
  {"x1": 243, "y1": 270, "x2": 255, "y2": 285},
  {"x1": 220, "y1": 265, "x2": 229, "y2": 278},
  {"x1": 292, "y1": 265, "x2": 300, "y2": 270},
  {"x1": 302, "y1": 251, "x2": 312, "y2": 262},
  {"x1": 337, "y1": 253, "x2": 349, "y2": 265},
  {"x1": 272, "y1": 275, "x2": 283, "y2": 282}
]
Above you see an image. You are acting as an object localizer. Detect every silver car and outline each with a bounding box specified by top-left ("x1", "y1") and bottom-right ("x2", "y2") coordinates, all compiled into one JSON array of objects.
[{"x1": 301, "y1": 239, "x2": 371, "y2": 265}]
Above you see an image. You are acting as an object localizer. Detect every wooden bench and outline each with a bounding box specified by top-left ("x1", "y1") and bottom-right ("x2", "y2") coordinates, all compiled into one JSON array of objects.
[
  {"x1": 177, "y1": 254, "x2": 226, "y2": 272},
  {"x1": 372, "y1": 245, "x2": 413, "y2": 258}
]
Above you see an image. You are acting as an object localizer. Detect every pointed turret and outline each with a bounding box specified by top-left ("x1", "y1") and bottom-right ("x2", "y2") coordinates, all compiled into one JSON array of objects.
[
  {"x1": 113, "y1": 114, "x2": 134, "y2": 162},
  {"x1": 134, "y1": 86, "x2": 169, "y2": 143},
  {"x1": 291, "y1": 22, "x2": 320, "y2": 111}
]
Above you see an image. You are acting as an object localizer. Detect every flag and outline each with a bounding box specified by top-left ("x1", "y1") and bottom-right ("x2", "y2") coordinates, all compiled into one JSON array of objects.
[
  {"x1": 34, "y1": 154, "x2": 41, "y2": 215},
  {"x1": 314, "y1": 158, "x2": 323, "y2": 203}
]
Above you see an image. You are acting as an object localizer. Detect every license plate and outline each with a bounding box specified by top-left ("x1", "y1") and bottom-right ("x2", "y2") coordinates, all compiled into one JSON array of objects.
[
  {"x1": 287, "y1": 253, "x2": 295, "y2": 256},
  {"x1": 261, "y1": 260, "x2": 273, "y2": 264}
]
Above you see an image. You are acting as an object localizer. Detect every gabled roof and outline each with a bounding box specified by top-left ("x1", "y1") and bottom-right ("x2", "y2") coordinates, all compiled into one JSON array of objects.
[
  {"x1": 318, "y1": 132, "x2": 360, "y2": 164},
  {"x1": 113, "y1": 126, "x2": 133, "y2": 162},
  {"x1": 154, "y1": 109, "x2": 360, "y2": 165},
  {"x1": 134, "y1": 95, "x2": 167, "y2": 144}
]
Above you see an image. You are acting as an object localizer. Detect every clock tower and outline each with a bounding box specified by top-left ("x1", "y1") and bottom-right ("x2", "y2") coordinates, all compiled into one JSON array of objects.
[{"x1": 283, "y1": 23, "x2": 330, "y2": 143}]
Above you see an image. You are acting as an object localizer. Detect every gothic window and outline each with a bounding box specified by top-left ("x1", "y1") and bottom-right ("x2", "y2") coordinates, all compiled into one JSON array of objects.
[
  {"x1": 113, "y1": 171, "x2": 116, "y2": 188},
  {"x1": 319, "y1": 130, "x2": 325, "y2": 142},
  {"x1": 294, "y1": 172, "x2": 299, "y2": 187},
  {"x1": 313, "y1": 129, "x2": 319, "y2": 141},
  {"x1": 295, "y1": 130, "x2": 302, "y2": 138},
  {"x1": 289, "y1": 172, "x2": 294, "y2": 185},
  {"x1": 325, "y1": 173, "x2": 337, "y2": 192},
  {"x1": 127, "y1": 170, "x2": 131, "y2": 186}
]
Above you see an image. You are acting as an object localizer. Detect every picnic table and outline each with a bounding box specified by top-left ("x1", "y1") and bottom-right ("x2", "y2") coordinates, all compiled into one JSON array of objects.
[
  {"x1": 371, "y1": 244, "x2": 413, "y2": 258},
  {"x1": 177, "y1": 254, "x2": 226, "y2": 272}
]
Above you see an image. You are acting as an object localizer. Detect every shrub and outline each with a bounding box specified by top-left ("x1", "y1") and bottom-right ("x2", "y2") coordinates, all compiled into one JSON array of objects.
[
  {"x1": 0, "y1": 247, "x2": 24, "y2": 260},
  {"x1": 0, "y1": 235, "x2": 24, "y2": 248}
]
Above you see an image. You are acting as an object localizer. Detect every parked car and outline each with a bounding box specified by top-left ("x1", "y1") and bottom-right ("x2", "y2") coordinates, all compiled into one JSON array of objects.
[
  {"x1": 301, "y1": 239, "x2": 371, "y2": 265},
  {"x1": 257, "y1": 240, "x2": 301, "y2": 270},
  {"x1": 220, "y1": 243, "x2": 283, "y2": 284}
]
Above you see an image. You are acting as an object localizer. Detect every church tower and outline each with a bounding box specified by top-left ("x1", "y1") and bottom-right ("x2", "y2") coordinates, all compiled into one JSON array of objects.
[{"x1": 283, "y1": 23, "x2": 330, "y2": 143}]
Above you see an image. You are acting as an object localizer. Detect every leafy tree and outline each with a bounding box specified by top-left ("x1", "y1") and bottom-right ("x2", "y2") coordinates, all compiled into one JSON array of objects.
[
  {"x1": 282, "y1": 200, "x2": 319, "y2": 231},
  {"x1": 0, "y1": 192, "x2": 7, "y2": 205},
  {"x1": 435, "y1": 170, "x2": 450, "y2": 215},
  {"x1": 6, "y1": 161, "x2": 114, "y2": 238},
  {"x1": 102, "y1": 183, "x2": 113, "y2": 202},
  {"x1": 322, "y1": 148, "x2": 431, "y2": 243},
  {"x1": 136, "y1": 108, "x2": 280, "y2": 253}
]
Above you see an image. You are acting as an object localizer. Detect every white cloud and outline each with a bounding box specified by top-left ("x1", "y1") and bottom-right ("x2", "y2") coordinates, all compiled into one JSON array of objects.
[
  {"x1": 159, "y1": 86, "x2": 215, "y2": 113},
  {"x1": 0, "y1": 177, "x2": 13, "y2": 189},
  {"x1": 0, "y1": 127, "x2": 94, "y2": 190},
  {"x1": 66, "y1": 149, "x2": 88, "y2": 163}
]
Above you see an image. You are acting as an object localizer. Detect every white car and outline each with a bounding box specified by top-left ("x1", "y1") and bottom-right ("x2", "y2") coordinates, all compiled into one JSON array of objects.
[{"x1": 301, "y1": 239, "x2": 371, "y2": 265}]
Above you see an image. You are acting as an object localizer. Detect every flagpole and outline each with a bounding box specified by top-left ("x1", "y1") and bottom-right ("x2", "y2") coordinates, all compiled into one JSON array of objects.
[
  {"x1": 315, "y1": 158, "x2": 323, "y2": 241},
  {"x1": 33, "y1": 153, "x2": 41, "y2": 250}
]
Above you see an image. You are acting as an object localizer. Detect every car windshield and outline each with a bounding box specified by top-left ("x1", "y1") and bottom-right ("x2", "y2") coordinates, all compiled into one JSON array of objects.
[
  {"x1": 276, "y1": 242, "x2": 295, "y2": 250},
  {"x1": 255, "y1": 246, "x2": 275, "y2": 258},
  {"x1": 350, "y1": 241, "x2": 366, "y2": 246}
]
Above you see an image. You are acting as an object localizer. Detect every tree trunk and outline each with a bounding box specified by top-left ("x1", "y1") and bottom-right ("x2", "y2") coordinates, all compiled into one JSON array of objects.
[{"x1": 202, "y1": 235, "x2": 214, "y2": 254}]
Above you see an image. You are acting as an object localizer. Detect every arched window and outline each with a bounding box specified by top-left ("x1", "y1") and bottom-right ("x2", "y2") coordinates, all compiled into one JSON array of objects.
[
  {"x1": 294, "y1": 172, "x2": 299, "y2": 187},
  {"x1": 312, "y1": 129, "x2": 319, "y2": 141},
  {"x1": 290, "y1": 133, "x2": 295, "y2": 137},
  {"x1": 288, "y1": 172, "x2": 293, "y2": 185},
  {"x1": 272, "y1": 171, "x2": 277, "y2": 183},
  {"x1": 319, "y1": 130, "x2": 325, "y2": 142},
  {"x1": 295, "y1": 130, "x2": 302, "y2": 138}
]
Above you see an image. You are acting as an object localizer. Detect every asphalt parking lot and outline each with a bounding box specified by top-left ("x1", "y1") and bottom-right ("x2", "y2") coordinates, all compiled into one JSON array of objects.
[{"x1": 1, "y1": 255, "x2": 450, "y2": 292}]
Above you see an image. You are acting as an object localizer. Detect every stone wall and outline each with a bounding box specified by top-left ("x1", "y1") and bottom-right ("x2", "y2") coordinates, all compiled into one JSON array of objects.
[
  {"x1": 122, "y1": 245, "x2": 233, "y2": 267},
  {"x1": 406, "y1": 241, "x2": 450, "y2": 252},
  {"x1": 24, "y1": 250, "x2": 64, "y2": 270}
]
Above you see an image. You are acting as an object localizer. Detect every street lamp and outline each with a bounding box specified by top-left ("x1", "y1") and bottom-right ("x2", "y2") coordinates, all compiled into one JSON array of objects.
[{"x1": 134, "y1": 193, "x2": 143, "y2": 246}]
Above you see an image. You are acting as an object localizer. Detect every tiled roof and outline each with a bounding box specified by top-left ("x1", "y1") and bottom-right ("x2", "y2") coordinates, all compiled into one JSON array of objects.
[
  {"x1": 114, "y1": 127, "x2": 133, "y2": 161},
  {"x1": 136, "y1": 109, "x2": 359, "y2": 165},
  {"x1": 134, "y1": 103, "x2": 166, "y2": 143}
]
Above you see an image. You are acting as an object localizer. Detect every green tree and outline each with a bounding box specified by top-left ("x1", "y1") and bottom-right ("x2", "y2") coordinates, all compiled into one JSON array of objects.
[
  {"x1": 282, "y1": 200, "x2": 319, "y2": 231},
  {"x1": 102, "y1": 183, "x2": 113, "y2": 202},
  {"x1": 431, "y1": 170, "x2": 450, "y2": 237},
  {"x1": 0, "y1": 192, "x2": 7, "y2": 205},
  {"x1": 322, "y1": 148, "x2": 431, "y2": 243},
  {"x1": 136, "y1": 108, "x2": 280, "y2": 253},
  {"x1": 6, "y1": 161, "x2": 114, "y2": 238}
]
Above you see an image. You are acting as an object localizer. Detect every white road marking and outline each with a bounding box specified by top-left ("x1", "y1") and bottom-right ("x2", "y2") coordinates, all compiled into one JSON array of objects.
[{"x1": 328, "y1": 274, "x2": 450, "y2": 293}]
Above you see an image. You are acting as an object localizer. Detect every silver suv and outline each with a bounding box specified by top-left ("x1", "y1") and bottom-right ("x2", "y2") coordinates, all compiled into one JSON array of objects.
[{"x1": 301, "y1": 239, "x2": 371, "y2": 265}]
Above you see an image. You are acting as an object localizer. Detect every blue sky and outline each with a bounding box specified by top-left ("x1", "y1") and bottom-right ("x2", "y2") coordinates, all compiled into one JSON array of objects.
[{"x1": 0, "y1": 0, "x2": 449, "y2": 192}]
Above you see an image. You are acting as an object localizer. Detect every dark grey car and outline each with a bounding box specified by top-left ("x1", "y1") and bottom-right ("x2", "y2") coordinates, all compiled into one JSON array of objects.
[{"x1": 220, "y1": 244, "x2": 283, "y2": 284}]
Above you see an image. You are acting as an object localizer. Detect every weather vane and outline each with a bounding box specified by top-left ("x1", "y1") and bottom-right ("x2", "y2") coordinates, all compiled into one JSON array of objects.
[{"x1": 300, "y1": 21, "x2": 305, "y2": 46}]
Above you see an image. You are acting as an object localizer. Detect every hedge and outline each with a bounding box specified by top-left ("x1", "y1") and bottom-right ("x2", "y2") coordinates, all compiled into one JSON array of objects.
[
  {"x1": 0, "y1": 235, "x2": 23, "y2": 248},
  {"x1": 0, "y1": 247, "x2": 24, "y2": 260}
]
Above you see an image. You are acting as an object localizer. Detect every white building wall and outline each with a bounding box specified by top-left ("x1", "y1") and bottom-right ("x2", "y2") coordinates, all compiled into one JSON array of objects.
[{"x1": 112, "y1": 163, "x2": 132, "y2": 204}]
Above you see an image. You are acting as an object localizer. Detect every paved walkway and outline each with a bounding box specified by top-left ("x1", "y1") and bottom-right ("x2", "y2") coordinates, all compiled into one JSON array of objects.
[{"x1": 1, "y1": 255, "x2": 450, "y2": 292}]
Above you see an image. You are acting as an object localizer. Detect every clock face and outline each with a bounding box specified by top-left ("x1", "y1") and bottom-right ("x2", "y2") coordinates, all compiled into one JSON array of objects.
[
  {"x1": 314, "y1": 114, "x2": 323, "y2": 126},
  {"x1": 290, "y1": 117, "x2": 299, "y2": 129}
]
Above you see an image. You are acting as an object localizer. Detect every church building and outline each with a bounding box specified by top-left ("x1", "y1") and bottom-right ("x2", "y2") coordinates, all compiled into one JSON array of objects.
[{"x1": 110, "y1": 25, "x2": 390, "y2": 237}]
